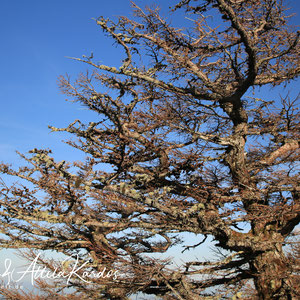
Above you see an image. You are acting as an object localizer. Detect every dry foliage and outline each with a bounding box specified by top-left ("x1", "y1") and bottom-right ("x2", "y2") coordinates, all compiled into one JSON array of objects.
[{"x1": 0, "y1": 0, "x2": 299, "y2": 299}]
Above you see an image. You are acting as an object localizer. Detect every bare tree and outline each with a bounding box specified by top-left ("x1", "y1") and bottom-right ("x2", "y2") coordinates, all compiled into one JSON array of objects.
[{"x1": 0, "y1": 0, "x2": 299, "y2": 299}]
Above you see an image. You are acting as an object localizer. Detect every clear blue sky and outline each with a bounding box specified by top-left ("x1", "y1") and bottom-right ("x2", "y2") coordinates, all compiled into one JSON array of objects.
[
  {"x1": 0, "y1": 0, "x2": 299, "y2": 164},
  {"x1": 0, "y1": 0, "x2": 299, "y2": 292},
  {"x1": 0, "y1": 0, "x2": 175, "y2": 165}
]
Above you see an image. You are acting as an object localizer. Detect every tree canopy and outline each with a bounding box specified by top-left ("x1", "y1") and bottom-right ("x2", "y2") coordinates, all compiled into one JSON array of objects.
[{"x1": 0, "y1": 0, "x2": 299, "y2": 299}]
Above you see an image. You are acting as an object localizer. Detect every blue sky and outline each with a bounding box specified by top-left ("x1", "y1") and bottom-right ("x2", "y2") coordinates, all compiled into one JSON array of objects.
[
  {"x1": 0, "y1": 0, "x2": 299, "y2": 293},
  {"x1": 0, "y1": 0, "x2": 175, "y2": 165},
  {"x1": 0, "y1": 0, "x2": 299, "y2": 164}
]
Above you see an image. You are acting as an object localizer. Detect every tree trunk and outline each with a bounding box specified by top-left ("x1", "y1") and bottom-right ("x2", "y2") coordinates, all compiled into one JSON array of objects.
[{"x1": 250, "y1": 241, "x2": 294, "y2": 299}]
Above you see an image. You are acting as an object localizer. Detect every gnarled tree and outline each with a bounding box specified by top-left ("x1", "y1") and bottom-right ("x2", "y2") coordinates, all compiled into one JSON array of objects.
[{"x1": 0, "y1": 0, "x2": 299, "y2": 299}]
